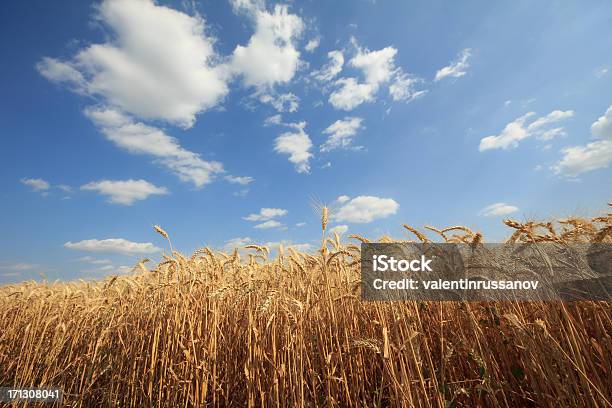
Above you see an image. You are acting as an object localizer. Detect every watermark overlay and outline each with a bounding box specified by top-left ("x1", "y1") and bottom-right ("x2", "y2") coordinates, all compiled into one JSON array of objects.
[
  {"x1": 0, "y1": 387, "x2": 62, "y2": 403},
  {"x1": 361, "y1": 243, "x2": 612, "y2": 301}
]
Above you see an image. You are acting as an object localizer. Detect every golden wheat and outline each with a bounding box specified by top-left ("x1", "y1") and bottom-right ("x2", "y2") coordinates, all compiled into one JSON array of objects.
[{"x1": 0, "y1": 205, "x2": 610, "y2": 407}]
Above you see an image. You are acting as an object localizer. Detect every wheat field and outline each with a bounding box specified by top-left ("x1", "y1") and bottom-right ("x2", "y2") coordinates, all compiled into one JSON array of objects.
[{"x1": 0, "y1": 205, "x2": 611, "y2": 407}]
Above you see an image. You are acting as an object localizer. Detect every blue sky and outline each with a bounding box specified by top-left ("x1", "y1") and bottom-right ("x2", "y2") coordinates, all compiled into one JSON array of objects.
[{"x1": 1, "y1": 0, "x2": 611, "y2": 283}]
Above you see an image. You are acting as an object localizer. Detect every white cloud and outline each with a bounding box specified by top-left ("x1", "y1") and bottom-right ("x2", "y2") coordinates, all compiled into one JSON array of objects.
[
  {"x1": 329, "y1": 224, "x2": 348, "y2": 235},
  {"x1": 328, "y1": 43, "x2": 418, "y2": 111},
  {"x1": 527, "y1": 110, "x2": 574, "y2": 131},
  {"x1": 81, "y1": 179, "x2": 168, "y2": 205},
  {"x1": 479, "y1": 203, "x2": 519, "y2": 217},
  {"x1": 64, "y1": 238, "x2": 161, "y2": 255},
  {"x1": 479, "y1": 110, "x2": 573, "y2": 151},
  {"x1": 336, "y1": 195, "x2": 350, "y2": 203},
  {"x1": 329, "y1": 77, "x2": 377, "y2": 110},
  {"x1": 254, "y1": 219, "x2": 283, "y2": 229},
  {"x1": 320, "y1": 117, "x2": 364, "y2": 152},
  {"x1": 259, "y1": 92, "x2": 299, "y2": 112},
  {"x1": 225, "y1": 175, "x2": 254, "y2": 185},
  {"x1": 313, "y1": 50, "x2": 344, "y2": 82},
  {"x1": 243, "y1": 207, "x2": 288, "y2": 221},
  {"x1": 38, "y1": 0, "x2": 229, "y2": 128},
  {"x1": 274, "y1": 122, "x2": 313, "y2": 173},
  {"x1": 552, "y1": 141, "x2": 612, "y2": 177},
  {"x1": 305, "y1": 37, "x2": 321, "y2": 52},
  {"x1": 334, "y1": 195, "x2": 399, "y2": 223},
  {"x1": 36, "y1": 57, "x2": 85, "y2": 89},
  {"x1": 591, "y1": 106, "x2": 612, "y2": 139},
  {"x1": 389, "y1": 74, "x2": 427, "y2": 102},
  {"x1": 351, "y1": 46, "x2": 397, "y2": 85},
  {"x1": 295, "y1": 222, "x2": 306, "y2": 227},
  {"x1": 84, "y1": 106, "x2": 224, "y2": 187},
  {"x1": 434, "y1": 48, "x2": 472, "y2": 81},
  {"x1": 552, "y1": 106, "x2": 612, "y2": 177},
  {"x1": 21, "y1": 178, "x2": 50, "y2": 192},
  {"x1": 230, "y1": 3, "x2": 304, "y2": 87}
]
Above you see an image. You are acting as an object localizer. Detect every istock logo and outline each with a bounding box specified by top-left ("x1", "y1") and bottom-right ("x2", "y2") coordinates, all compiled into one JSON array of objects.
[{"x1": 372, "y1": 255, "x2": 433, "y2": 272}]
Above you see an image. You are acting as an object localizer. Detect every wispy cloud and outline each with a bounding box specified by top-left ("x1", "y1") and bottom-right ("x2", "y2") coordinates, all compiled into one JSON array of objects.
[
  {"x1": 479, "y1": 203, "x2": 519, "y2": 217},
  {"x1": 479, "y1": 110, "x2": 573, "y2": 151},
  {"x1": 434, "y1": 48, "x2": 472, "y2": 81},
  {"x1": 64, "y1": 238, "x2": 161, "y2": 255},
  {"x1": 21, "y1": 178, "x2": 50, "y2": 192},
  {"x1": 84, "y1": 107, "x2": 224, "y2": 187},
  {"x1": 81, "y1": 179, "x2": 168, "y2": 205},
  {"x1": 243, "y1": 208, "x2": 288, "y2": 221},
  {"x1": 320, "y1": 117, "x2": 364, "y2": 152},
  {"x1": 225, "y1": 175, "x2": 254, "y2": 185}
]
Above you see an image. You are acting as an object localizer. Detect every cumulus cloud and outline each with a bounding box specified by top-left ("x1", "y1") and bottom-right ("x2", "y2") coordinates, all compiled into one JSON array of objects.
[
  {"x1": 37, "y1": 0, "x2": 229, "y2": 128},
  {"x1": 274, "y1": 122, "x2": 313, "y2": 173},
  {"x1": 434, "y1": 48, "x2": 472, "y2": 81},
  {"x1": 64, "y1": 238, "x2": 161, "y2": 255},
  {"x1": 552, "y1": 106, "x2": 612, "y2": 177},
  {"x1": 254, "y1": 220, "x2": 283, "y2": 229},
  {"x1": 479, "y1": 203, "x2": 519, "y2": 217},
  {"x1": 336, "y1": 195, "x2": 350, "y2": 203},
  {"x1": 21, "y1": 178, "x2": 50, "y2": 192},
  {"x1": 334, "y1": 195, "x2": 399, "y2": 223},
  {"x1": 243, "y1": 207, "x2": 288, "y2": 221},
  {"x1": 320, "y1": 117, "x2": 364, "y2": 152},
  {"x1": 329, "y1": 44, "x2": 397, "y2": 111},
  {"x1": 591, "y1": 105, "x2": 612, "y2": 139},
  {"x1": 230, "y1": 2, "x2": 304, "y2": 88},
  {"x1": 479, "y1": 110, "x2": 573, "y2": 151},
  {"x1": 329, "y1": 78, "x2": 377, "y2": 110},
  {"x1": 81, "y1": 179, "x2": 168, "y2": 205},
  {"x1": 351, "y1": 46, "x2": 397, "y2": 84},
  {"x1": 85, "y1": 106, "x2": 223, "y2": 187},
  {"x1": 327, "y1": 41, "x2": 424, "y2": 110},
  {"x1": 225, "y1": 175, "x2": 254, "y2": 185},
  {"x1": 313, "y1": 50, "x2": 344, "y2": 82}
]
